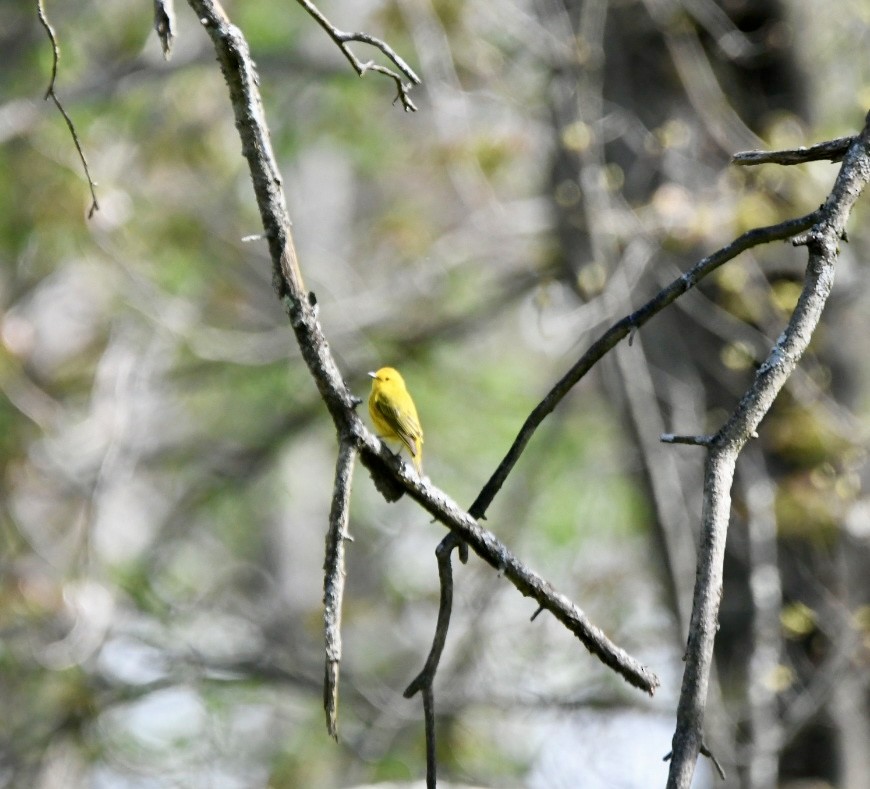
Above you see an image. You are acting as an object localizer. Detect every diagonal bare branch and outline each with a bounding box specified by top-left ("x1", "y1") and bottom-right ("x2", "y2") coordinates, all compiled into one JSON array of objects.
[
  {"x1": 357, "y1": 437, "x2": 661, "y2": 694},
  {"x1": 469, "y1": 211, "x2": 817, "y2": 522}
]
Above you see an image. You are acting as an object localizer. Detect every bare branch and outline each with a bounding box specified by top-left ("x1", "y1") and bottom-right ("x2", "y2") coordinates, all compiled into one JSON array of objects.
[
  {"x1": 661, "y1": 434, "x2": 714, "y2": 447},
  {"x1": 154, "y1": 0, "x2": 177, "y2": 59},
  {"x1": 323, "y1": 440, "x2": 356, "y2": 740},
  {"x1": 403, "y1": 534, "x2": 462, "y2": 788},
  {"x1": 667, "y1": 112, "x2": 870, "y2": 788},
  {"x1": 295, "y1": 0, "x2": 421, "y2": 111},
  {"x1": 357, "y1": 440, "x2": 660, "y2": 695},
  {"x1": 404, "y1": 536, "x2": 459, "y2": 701},
  {"x1": 733, "y1": 136, "x2": 854, "y2": 166},
  {"x1": 36, "y1": 0, "x2": 99, "y2": 217},
  {"x1": 469, "y1": 211, "x2": 817, "y2": 522}
]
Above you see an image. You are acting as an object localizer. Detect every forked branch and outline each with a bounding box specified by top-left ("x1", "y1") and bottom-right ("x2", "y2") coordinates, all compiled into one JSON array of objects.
[
  {"x1": 667, "y1": 112, "x2": 870, "y2": 788},
  {"x1": 295, "y1": 0, "x2": 421, "y2": 111}
]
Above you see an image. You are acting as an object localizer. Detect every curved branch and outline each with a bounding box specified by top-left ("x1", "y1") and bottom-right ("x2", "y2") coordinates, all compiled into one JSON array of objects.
[
  {"x1": 403, "y1": 533, "x2": 462, "y2": 788},
  {"x1": 469, "y1": 211, "x2": 817, "y2": 521},
  {"x1": 36, "y1": 0, "x2": 99, "y2": 217}
]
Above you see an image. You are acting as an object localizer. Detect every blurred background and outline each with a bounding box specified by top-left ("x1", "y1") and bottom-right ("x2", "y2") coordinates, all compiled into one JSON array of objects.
[{"x1": 2, "y1": 0, "x2": 870, "y2": 786}]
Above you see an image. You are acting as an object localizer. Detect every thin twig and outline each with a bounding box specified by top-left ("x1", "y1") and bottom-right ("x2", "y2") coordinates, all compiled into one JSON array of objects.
[
  {"x1": 36, "y1": 0, "x2": 99, "y2": 218},
  {"x1": 469, "y1": 211, "x2": 817, "y2": 522},
  {"x1": 295, "y1": 0, "x2": 421, "y2": 111},
  {"x1": 664, "y1": 740, "x2": 726, "y2": 781},
  {"x1": 733, "y1": 136, "x2": 854, "y2": 166},
  {"x1": 700, "y1": 742, "x2": 726, "y2": 781},
  {"x1": 404, "y1": 535, "x2": 459, "y2": 699},
  {"x1": 323, "y1": 440, "x2": 356, "y2": 740},
  {"x1": 421, "y1": 685, "x2": 437, "y2": 788}
]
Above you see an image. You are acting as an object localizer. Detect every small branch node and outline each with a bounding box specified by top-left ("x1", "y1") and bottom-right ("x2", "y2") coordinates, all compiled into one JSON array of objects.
[
  {"x1": 663, "y1": 740, "x2": 723, "y2": 778},
  {"x1": 791, "y1": 230, "x2": 813, "y2": 247}
]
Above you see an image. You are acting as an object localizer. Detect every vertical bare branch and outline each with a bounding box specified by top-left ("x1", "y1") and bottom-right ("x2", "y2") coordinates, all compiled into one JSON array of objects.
[
  {"x1": 403, "y1": 533, "x2": 463, "y2": 788},
  {"x1": 323, "y1": 440, "x2": 356, "y2": 739},
  {"x1": 667, "y1": 112, "x2": 870, "y2": 788}
]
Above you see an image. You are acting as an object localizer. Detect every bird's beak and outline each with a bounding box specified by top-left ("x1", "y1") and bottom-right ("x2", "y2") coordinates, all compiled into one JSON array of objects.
[{"x1": 367, "y1": 371, "x2": 377, "y2": 380}]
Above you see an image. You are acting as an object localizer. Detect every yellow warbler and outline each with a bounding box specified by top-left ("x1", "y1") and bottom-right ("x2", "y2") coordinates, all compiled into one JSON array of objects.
[{"x1": 368, "y1": 366, "x2": 424, "y2": 472}]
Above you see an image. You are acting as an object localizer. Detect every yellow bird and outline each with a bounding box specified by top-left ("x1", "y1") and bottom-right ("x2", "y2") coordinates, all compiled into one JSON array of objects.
[{"x1": 368, "y1": 366, "x2": 424, "y2": 472}]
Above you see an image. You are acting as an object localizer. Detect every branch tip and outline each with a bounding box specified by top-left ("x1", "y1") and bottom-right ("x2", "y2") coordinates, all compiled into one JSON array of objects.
[
  {"x1": 660, "y1": 433, "x2": 713, "y2": 447},
  {"x1": 732, "y1": 135, "x2": 854, "y2": 167}
]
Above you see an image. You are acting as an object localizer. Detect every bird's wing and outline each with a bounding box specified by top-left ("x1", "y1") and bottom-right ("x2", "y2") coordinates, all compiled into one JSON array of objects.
[{"x1": 373, "y1": 395, "x2": 422, "y2": 455}]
